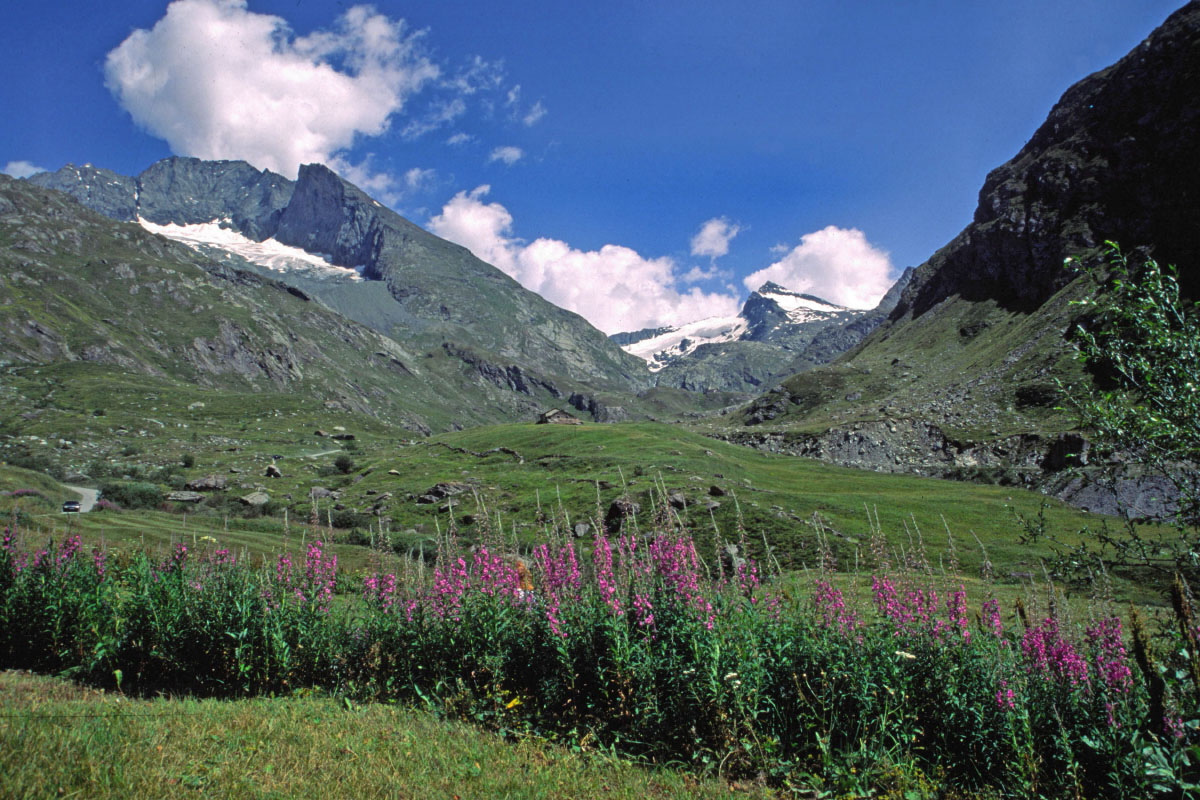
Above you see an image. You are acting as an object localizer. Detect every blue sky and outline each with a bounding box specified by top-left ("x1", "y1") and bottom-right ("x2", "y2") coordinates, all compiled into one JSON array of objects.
[{"x1": 1, "y1": 0, "x2": 1184, "y2": 333}]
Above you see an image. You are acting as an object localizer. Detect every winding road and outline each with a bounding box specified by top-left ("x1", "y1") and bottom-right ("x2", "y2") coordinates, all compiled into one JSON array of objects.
[{"x1": 63, "y1": 485, "x2": 99, "y2": 513}]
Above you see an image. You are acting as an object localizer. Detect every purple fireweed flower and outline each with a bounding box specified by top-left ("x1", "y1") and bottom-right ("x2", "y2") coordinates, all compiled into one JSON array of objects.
[
  {"x1": 736, "y1": 556, "x2": 760, "y2": 598},
  {"x1": 982, "y1": 597, "x2": 1004, "y2": 638},
  {"x1": 633, "y1": 592, "x2": 655, "y2": 628},
  {"x1": 1164, "y1": 711, "x2": 1186, "y2": 740},
  {"x1": 947, "y1": 585, "x2": 971, "y2": 644},
  {"x1": 56, "y1": 534, "x2": 82, "y2": 567},
  {"x1": 295, "y1": 541, "x2": 337, "y2": 612},
  {"x1": 1021, "y1": 616, "x2": 1089, "y2": 687},
  {"x1": 996, "y1": 680, "x2": 1016, "y2": 711},
  {"x1": 363, "y1": 572, "x2": 398, "y2": 611},
  {"x1": 92, "y1": 547, "x2": 106, "y2": 579},
  {"x1": 1085, "y1": 616, "x2": 1132, "y2": 693},
  {"x1": 813, "y1": 578, "x2": 861, "y2": 638},
  {"x1": 593, "y1": 533, "x2": 622, "y2": 615},
  {"x1": 275, "y1": 552, "x2": 293, "y2": 588}
]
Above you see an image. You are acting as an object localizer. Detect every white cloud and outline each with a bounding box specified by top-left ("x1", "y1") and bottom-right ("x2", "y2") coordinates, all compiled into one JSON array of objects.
[
  {"x1": 103, "y1": 0, "x2": 439, "y2": 179},
  {"x1": 446, "y1": 55, "x2": 504, "y2": 95},
  {"x1": 681, "y1": 264, "x2": 728, "y2": 283},
  {"x1": 742, "y1": 225, "x2": 894, "y2": 309},
  {"x1": 404, "y1": 167, "x2": 435, "y2": 191},
  {"x1": 428, "y1": 186, "x2": 740, "y2": 334},
  {"x1": 488, "y1": 146, "x2": 524, "y2": 166},
  {"x1": 690, "y1": 217, "x2": 741, "y2": 259},
  {"x1": 523, "y1": 101, "x2": 547, "y2": 127},
  {"x1": 446, "y1": 132, "x2": 473, "y2": 146},
  {"x1": 401, "y1": 97, "x2": 466, "y2": 140},
  {"x1": 2, "y1": 160, "x2": 47, "y2": 178}
]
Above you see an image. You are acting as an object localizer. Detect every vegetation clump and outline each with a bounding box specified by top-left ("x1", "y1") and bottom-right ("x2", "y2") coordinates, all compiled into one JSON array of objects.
[{"x1": 2, "y1": 488, "x2": 1197, "y2": 797}]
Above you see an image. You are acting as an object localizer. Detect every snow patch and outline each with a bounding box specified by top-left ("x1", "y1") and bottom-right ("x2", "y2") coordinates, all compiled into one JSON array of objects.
[
  {"x1": 137, "y1": 218, "x2": 363, "y2": 281},
  {"x1": 758, "y1": 287, "x2": 847, "y2": 324},
  {"x1": 622, "y1": 314, "x2": 746, "y2": 372}
]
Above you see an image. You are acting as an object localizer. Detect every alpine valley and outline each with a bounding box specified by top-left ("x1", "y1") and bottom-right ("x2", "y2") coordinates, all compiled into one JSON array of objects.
[{"x1": 2, "y1": 1, "x2": 1198, "y2": 515}]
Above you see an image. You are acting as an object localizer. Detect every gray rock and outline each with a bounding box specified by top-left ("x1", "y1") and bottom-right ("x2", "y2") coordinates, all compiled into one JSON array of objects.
[
  {"x1": 186, "y1": 474, "x2": 227, "y2": 491},
  {"x1": 166, "y1": 491, "x2": 205, "y2": 503},
  {"x1": 239, "y1": 490, "x2": 270, "y2": 507},
  {"x1": 265, "y1": 463, "x2": 283, "y2": 478}
]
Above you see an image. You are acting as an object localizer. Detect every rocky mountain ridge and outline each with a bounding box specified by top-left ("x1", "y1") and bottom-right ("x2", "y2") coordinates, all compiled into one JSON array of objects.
[
  {"x1": 30, "y1": 157, "x2": 650, "y2": 398},
  {"x1": 616, "y1": 271, "x2": 912, "y2": 393}
]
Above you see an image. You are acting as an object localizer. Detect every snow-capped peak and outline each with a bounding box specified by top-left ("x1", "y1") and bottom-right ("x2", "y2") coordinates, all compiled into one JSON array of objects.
[{"x1": 755, "y1": 282, "x2": 846, "y2": 315}]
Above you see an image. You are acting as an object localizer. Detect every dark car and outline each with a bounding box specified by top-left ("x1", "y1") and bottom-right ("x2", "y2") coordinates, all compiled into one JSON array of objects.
[{"x1": 62, "y1": 500, "x2": 81, "y2": 513}]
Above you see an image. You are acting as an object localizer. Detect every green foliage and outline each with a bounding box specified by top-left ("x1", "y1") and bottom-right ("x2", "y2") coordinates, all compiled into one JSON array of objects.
[
  {"x1": 334, "y1": 454, "x2": 356, "y2": 474},
  {"x1": 181, "y1": 453, "x2": 195, "y2": 469},
  {"x1": 99, "y1": 481, "x2": 164, "y2": 511},
  {"x1": 1068, "y1": 243, "x2": 1200, "y2": 468},
  {"x1": 1062, "y1": 242, "x2": 1200, "y2": 575}
]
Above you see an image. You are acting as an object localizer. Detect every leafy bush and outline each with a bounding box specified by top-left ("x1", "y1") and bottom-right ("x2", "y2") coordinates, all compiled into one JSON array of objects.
[
  {"x1": 98, "y1": 481, "x2": 163, "y2": 510},
  {"x1": 1061, "y1": 243, "x2": 1200, "y2": 577},
  {"x1": 334, "y1": 454, "x2": 356, "y2": 474}
]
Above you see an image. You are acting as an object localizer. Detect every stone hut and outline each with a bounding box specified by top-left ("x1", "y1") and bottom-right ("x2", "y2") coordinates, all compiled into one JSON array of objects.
[{"x1": 537, "y1": 408, "x2": 582, "y2": 425}]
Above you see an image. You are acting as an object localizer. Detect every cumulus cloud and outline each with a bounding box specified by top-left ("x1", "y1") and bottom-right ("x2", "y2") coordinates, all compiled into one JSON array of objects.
[
  {"x1": 428, "y1": 186, "x2": 740, "y2": 334},
  {"x1": 690, "y1": 217, "x2": 741, "y2": 259},
  {"x1": 742, "y1": 226, "x2": 894, "y2": 309},
  {"x1": 488, "y1": 146, "x2": 524, "y2": 166},
  {"x1": 103, "y1": 0, "x2": 439, "y2": 179},
  {"x1": 446, "y1": 132, "x2": 473, "y2": 146},
  {"x1": 2, "y1": 160, "x2": 47, "y2": 179}
]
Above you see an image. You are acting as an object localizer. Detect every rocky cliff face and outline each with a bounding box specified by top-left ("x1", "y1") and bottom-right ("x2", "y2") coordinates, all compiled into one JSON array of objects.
[
  {"x1": 893, "y1": 1, "x2": 1200, "y2": 322},
  {"x1": 720, "y1": 2, "x2": 1200, "y2": 507}
]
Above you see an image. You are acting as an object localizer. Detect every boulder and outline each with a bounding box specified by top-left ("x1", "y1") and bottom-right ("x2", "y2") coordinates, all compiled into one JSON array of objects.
[
  {"x1": 668, "y1": 491, "x2": 688, "y2": 510},
  {"x1": 166, "y1": 491, "x2": 205, "y2": 503},
  {"x1": 422, "y1": 482, "x2": 470, "y2": 499},
  {"x1": 332, "y1": 433, "x2": 356, "y2": 441},
  {"x1": 186, "y1": 474, "x2": 226, "y2": 491},
  {"x1": 604, "y1": 498, "x2": 641, "y2": 533},
  {"x1": 709, "y1": 485, "x2": 727, "y2": 497},
  {"x1": 239, "y1": 491, "x2": 270, "y2": 507},
  {"x1": 265, "y1": 463, "x2": 283, "y2": 478},
  {"x1": 573, "y1": 522, "x2": 591, "y2": 538}
]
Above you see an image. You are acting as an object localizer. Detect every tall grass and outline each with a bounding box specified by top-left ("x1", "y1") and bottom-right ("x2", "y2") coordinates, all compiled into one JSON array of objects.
[{"x1": 2, "y1": 488, "x2": 1197, "y2": 797}]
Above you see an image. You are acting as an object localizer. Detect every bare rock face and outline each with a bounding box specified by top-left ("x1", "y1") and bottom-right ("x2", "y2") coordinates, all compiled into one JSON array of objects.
[
  {"x1": 892, "y1": 2, "x2": 1200, "y2": 321},
  {"x1": 265, "y1": 464, "x2": 283, "y2": 478}
]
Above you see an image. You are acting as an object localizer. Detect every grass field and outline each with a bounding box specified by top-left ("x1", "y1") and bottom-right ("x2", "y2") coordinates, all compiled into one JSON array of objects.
[
  {"x1": 3, "y1": 415, "x2": 1170, "y2": 605},
  {"x1": 0, "y1": 671, "x2": 774, "y2": 800}
]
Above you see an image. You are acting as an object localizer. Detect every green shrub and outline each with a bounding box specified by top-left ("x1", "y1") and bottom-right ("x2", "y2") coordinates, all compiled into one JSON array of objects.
[{"x1": 99, "y1": 480, "x2": 163, "y2": 510}]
